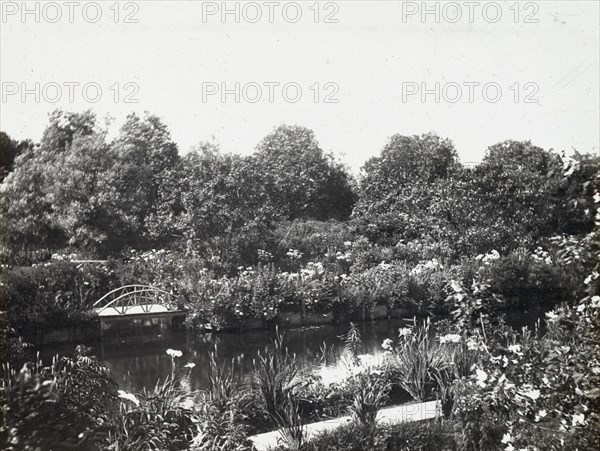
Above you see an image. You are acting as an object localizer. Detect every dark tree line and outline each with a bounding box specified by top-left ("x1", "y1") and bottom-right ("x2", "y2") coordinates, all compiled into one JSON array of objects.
[
  {"x1": 1, "y1": 109, "x2": 597, "y2": 266},
  {"x1": 0, "y1": 111, "x2": 356, "y2": 260}
]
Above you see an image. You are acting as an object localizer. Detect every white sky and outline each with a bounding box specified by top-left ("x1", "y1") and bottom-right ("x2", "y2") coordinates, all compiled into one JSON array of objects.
[{"x1": 1, "y1": 0, "x2": 599, "y2": 171}]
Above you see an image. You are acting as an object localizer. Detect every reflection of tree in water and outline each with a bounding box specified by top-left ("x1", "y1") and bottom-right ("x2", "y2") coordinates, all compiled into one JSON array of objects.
[{"x1": 87, "y1": 318, "x2": 413, "y2": 394}]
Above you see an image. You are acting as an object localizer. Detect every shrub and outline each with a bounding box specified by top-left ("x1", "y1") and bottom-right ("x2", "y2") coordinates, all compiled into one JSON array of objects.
[
  {"x1": 5, "y1": 259, "x2": 118, "y2": 332},
  {"x1": 295, "y1": 419, "x2": 454, "y2": 451},
  {"x1": 271, "y1": 220, "x2": 354, "y2": 270},
  {"x1": 471, "y1": 247, "x2": 586, "y2": 309},
  {"x1": 0, "y1": 346, "x2": 118, "y2": 450},
  {"x1": 113, "y1": 377, "x2": 198, "y2": 451}
]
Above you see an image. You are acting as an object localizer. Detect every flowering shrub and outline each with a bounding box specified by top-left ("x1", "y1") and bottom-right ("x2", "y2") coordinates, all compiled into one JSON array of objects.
[
  {"x1": 185, "y1": 265, "x2": 282, "y2": 329},
  {"x1": 479, "y1": 248, "x2": 585, "y2": 308},
  {"x1": 278, "y1": 262, "x2": 342, "y2": 313},
  {"x1": 4, "y1": 259, "x2": 118, "y2": 331},
  {"x1": 116, "y1": 249, "x2": 184, "y2": 296},
  {"x1": 342, "y1": 263, "x2": 409, "y2": 315}
]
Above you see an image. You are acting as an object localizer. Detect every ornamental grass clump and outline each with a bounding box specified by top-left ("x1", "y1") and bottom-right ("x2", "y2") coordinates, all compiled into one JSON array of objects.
[
  {"x1": 275, "y1": 393, "x2": 305, "y2": 451},
  {"x1": 347, "y1": 372, "x2": 390, "y2": 428},
  {"x1": 386, "y1": 318, "x2": 449, "y2": 402},
  {"x1": 194, "y1": 350, "x2": 252, "y2": 451},
  {"x1": 252, "y1": 327, "x2": 302, "y2": 424}
]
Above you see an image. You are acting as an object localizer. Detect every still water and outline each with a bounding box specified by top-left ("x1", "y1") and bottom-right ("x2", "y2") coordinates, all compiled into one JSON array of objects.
[
  {"x1": 41, "y1": 318, "x2": 412, "y2": 392},
  {"x1": 39, "y1": 308, "x2": 545, "y2": 392}
]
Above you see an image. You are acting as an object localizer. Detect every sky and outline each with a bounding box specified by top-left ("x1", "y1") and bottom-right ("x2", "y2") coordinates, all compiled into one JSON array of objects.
[{"x1": 1, "y1": 0, "x2": 599, "y2": 171}]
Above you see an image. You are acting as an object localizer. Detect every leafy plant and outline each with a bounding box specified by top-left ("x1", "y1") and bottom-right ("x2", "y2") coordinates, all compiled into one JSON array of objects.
[
  {"x1": 0, "y1": 346, "x2": 118, "y2": 451},
  {"x1": 275, "y1": 393, "x2": 305, "y2": 451},
  {"x1": 347, "y1": 372, "x2": 390, "y2": 428},
  {"x1": 252, "y1": 327, "x2": 302, "y2": 424},
  {"x1": 342, "y1": 322, "x2": 362, "y2": 366},
  {"x1": 385, "y1": 319, "x2": 449, "y2": 402}
]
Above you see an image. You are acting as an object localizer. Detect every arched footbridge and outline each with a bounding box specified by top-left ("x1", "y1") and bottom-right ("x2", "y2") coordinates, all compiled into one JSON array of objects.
[
  {"x1": 90, "y1": 285, "x2": 187, "y2": 342},
  {"x1": 92, "y1": 285, "x2": 185, "y2": 318}
]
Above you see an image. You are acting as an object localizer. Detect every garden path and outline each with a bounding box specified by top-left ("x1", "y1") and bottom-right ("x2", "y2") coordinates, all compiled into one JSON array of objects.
[{"x1": 249, "y1": 400, "x2": 441, "y2": 450}]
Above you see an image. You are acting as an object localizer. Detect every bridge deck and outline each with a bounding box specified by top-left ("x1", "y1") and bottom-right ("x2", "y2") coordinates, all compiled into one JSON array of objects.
[{"x1": 93, "y1": 304, "x2": 184, "y2": 317}]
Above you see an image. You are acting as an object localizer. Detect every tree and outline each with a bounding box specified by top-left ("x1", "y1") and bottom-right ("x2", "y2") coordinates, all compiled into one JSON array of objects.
[
  {"x1": 425, "y1": 140, "x2": 584, "y2": 255},
  {"x1": 353, "y1": 133, "x2": 460, "y2": 245},
  {"x1": 254, "y1": 124, "x2": 356, "y2": 221},
  {"x1": 109, "y1": 112, "x2": 181, "y2": 248},
  {"x1": 467, "y1": 140, "x2": 564, "y2": 250},
  {"x1": 0, "y1": 132, "x2": 32, "y2": 182},
  {"x1": 178, "y1": 143, "x2": 276, "y2": 266},
  {"x1": 2, "y1": 110, "x2": 98, "y2": 253},
  {"x1": 48, "y1": 132, "x2": 145, "y2": 254}
]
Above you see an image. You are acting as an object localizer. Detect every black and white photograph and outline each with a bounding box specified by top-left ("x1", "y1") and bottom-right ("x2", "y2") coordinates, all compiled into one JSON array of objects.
[{"x1": 1, "y1": 1, "x2": 599, "y2": 450}]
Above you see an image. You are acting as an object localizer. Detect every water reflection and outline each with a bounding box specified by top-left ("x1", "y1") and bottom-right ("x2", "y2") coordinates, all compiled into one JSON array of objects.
[
  {"x1": 92, "y1": 319, "x2": 411, "y2": 392},
  {"x1": 39, "y1": 309, "x2": 545, "y2": 392}
]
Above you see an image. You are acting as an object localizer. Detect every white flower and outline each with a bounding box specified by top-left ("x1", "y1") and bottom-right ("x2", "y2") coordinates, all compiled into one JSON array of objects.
[
  {"x1": 166, "y1": 349, "x2": 183, "y2": 358},
  {"x1": 572, "y1": 413, "x2": 585, "y2": 426},
  {"x1": 520, "y1": 388, "x2": 540, "y2": 401},
  {"x1": 398, "y1": 327, "x2": 412, "y2": 337},
  {"x1": 381, "y1": 338, "x2": 394, "y2": 351},
  {"x1": 507, "y1": 344, "x2": 523, "y2": 355},
  {"x1": 545, "y1": 311, "x2": 559, "y2": 323},
  {"x1": 184, "y1": 363, "x2": 196, "y2": 369},
  {"x1": 584, "y1": 272, "x2": 599, "y2": 285},
  {"x1": 449, "y1": 280, "x2": 463, "y2": 293},
  {"x1": 466, "y1": 338, "x2": 484, "y2": 351},
  {"x1": 439, "y1": 334, "x2": 461, "y2": 344},
  {"x1": 379, "y1": 261, "x2": 391, "y2": 270},
  {"x1": 475, "y1": 369, "x2": 488, "y2": 388},
  {"x1": 118, "y1": 390, "x2": 140, "y2": 406},
  {"x1": 501, "y1": 433, "x2": 512, "y2": 444}
]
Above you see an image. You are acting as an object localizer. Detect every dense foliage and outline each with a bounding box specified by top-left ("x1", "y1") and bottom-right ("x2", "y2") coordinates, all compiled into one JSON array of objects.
[{"x1": 1, "y1": 110, "x2": 598, "y2": 449}]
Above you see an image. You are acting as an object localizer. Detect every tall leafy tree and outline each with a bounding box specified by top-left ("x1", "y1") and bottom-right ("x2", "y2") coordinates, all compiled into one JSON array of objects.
[
  {"x1": 0, "y1": 132, "x2": 33, "y2": 182},
  {"x1": 178, "y1": 143, "x2": 276, "y2": 265},
  {"x1": 3, "y1": 110, "x2": 98, "y2": 253},
  {"x1": 109, "y1": 112, "x2": 181, "y2": 248},
  {"x1": 254, "y1": 125, "x2": 356, "y2": 221},
  {"x1": 353, "y1": 133, "x2": 460, "y2": 244},
  {"x1": 467, "y1": 140, "x2": 564, "y2": 249},
  {"x1": 48, "y1": 132, "x2": 142, "y2": 254}
]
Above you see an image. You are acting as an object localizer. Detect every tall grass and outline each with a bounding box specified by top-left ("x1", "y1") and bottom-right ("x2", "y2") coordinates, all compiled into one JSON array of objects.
[
  {"x1": 112, "y1": 376, "x2": 198, "y2": 451},
  {"x1": 252, "y1": 327, "x2": 301, "y2": 422},
  {"x1": 275, "y1": 393, "x2": 305, "y2": 451},
  {"x1": 347, "y1": 373, "x2": 390, "y2": 428},
  {"x1": 389, "y1": 318, "x2": 449, "y2": 402},
  {"x1": 205, "y1": 347, "x2": 238, "y2": 409}
]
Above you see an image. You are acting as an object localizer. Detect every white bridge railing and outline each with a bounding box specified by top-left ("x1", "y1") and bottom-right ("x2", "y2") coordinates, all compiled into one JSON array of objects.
[{"x1": 92, "y1": 285, "x2": 179, "y2": 316}]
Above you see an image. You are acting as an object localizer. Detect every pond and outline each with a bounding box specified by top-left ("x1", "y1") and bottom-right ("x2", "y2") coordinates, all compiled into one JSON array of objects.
[
  {"x1": 41, "y1": 318, "x2": 411, "y2": 392},
  {"x1": 39, "y1": 308, "x2": 546, "y2": 393}
]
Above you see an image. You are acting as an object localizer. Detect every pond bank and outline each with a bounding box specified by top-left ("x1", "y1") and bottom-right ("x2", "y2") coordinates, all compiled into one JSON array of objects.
[
  {"x1": 26, "y1": 304, "x2": 415, "y2": 346},
  {"x1": 249, "y1": 400, "x2": 441, "y2": 451}
]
